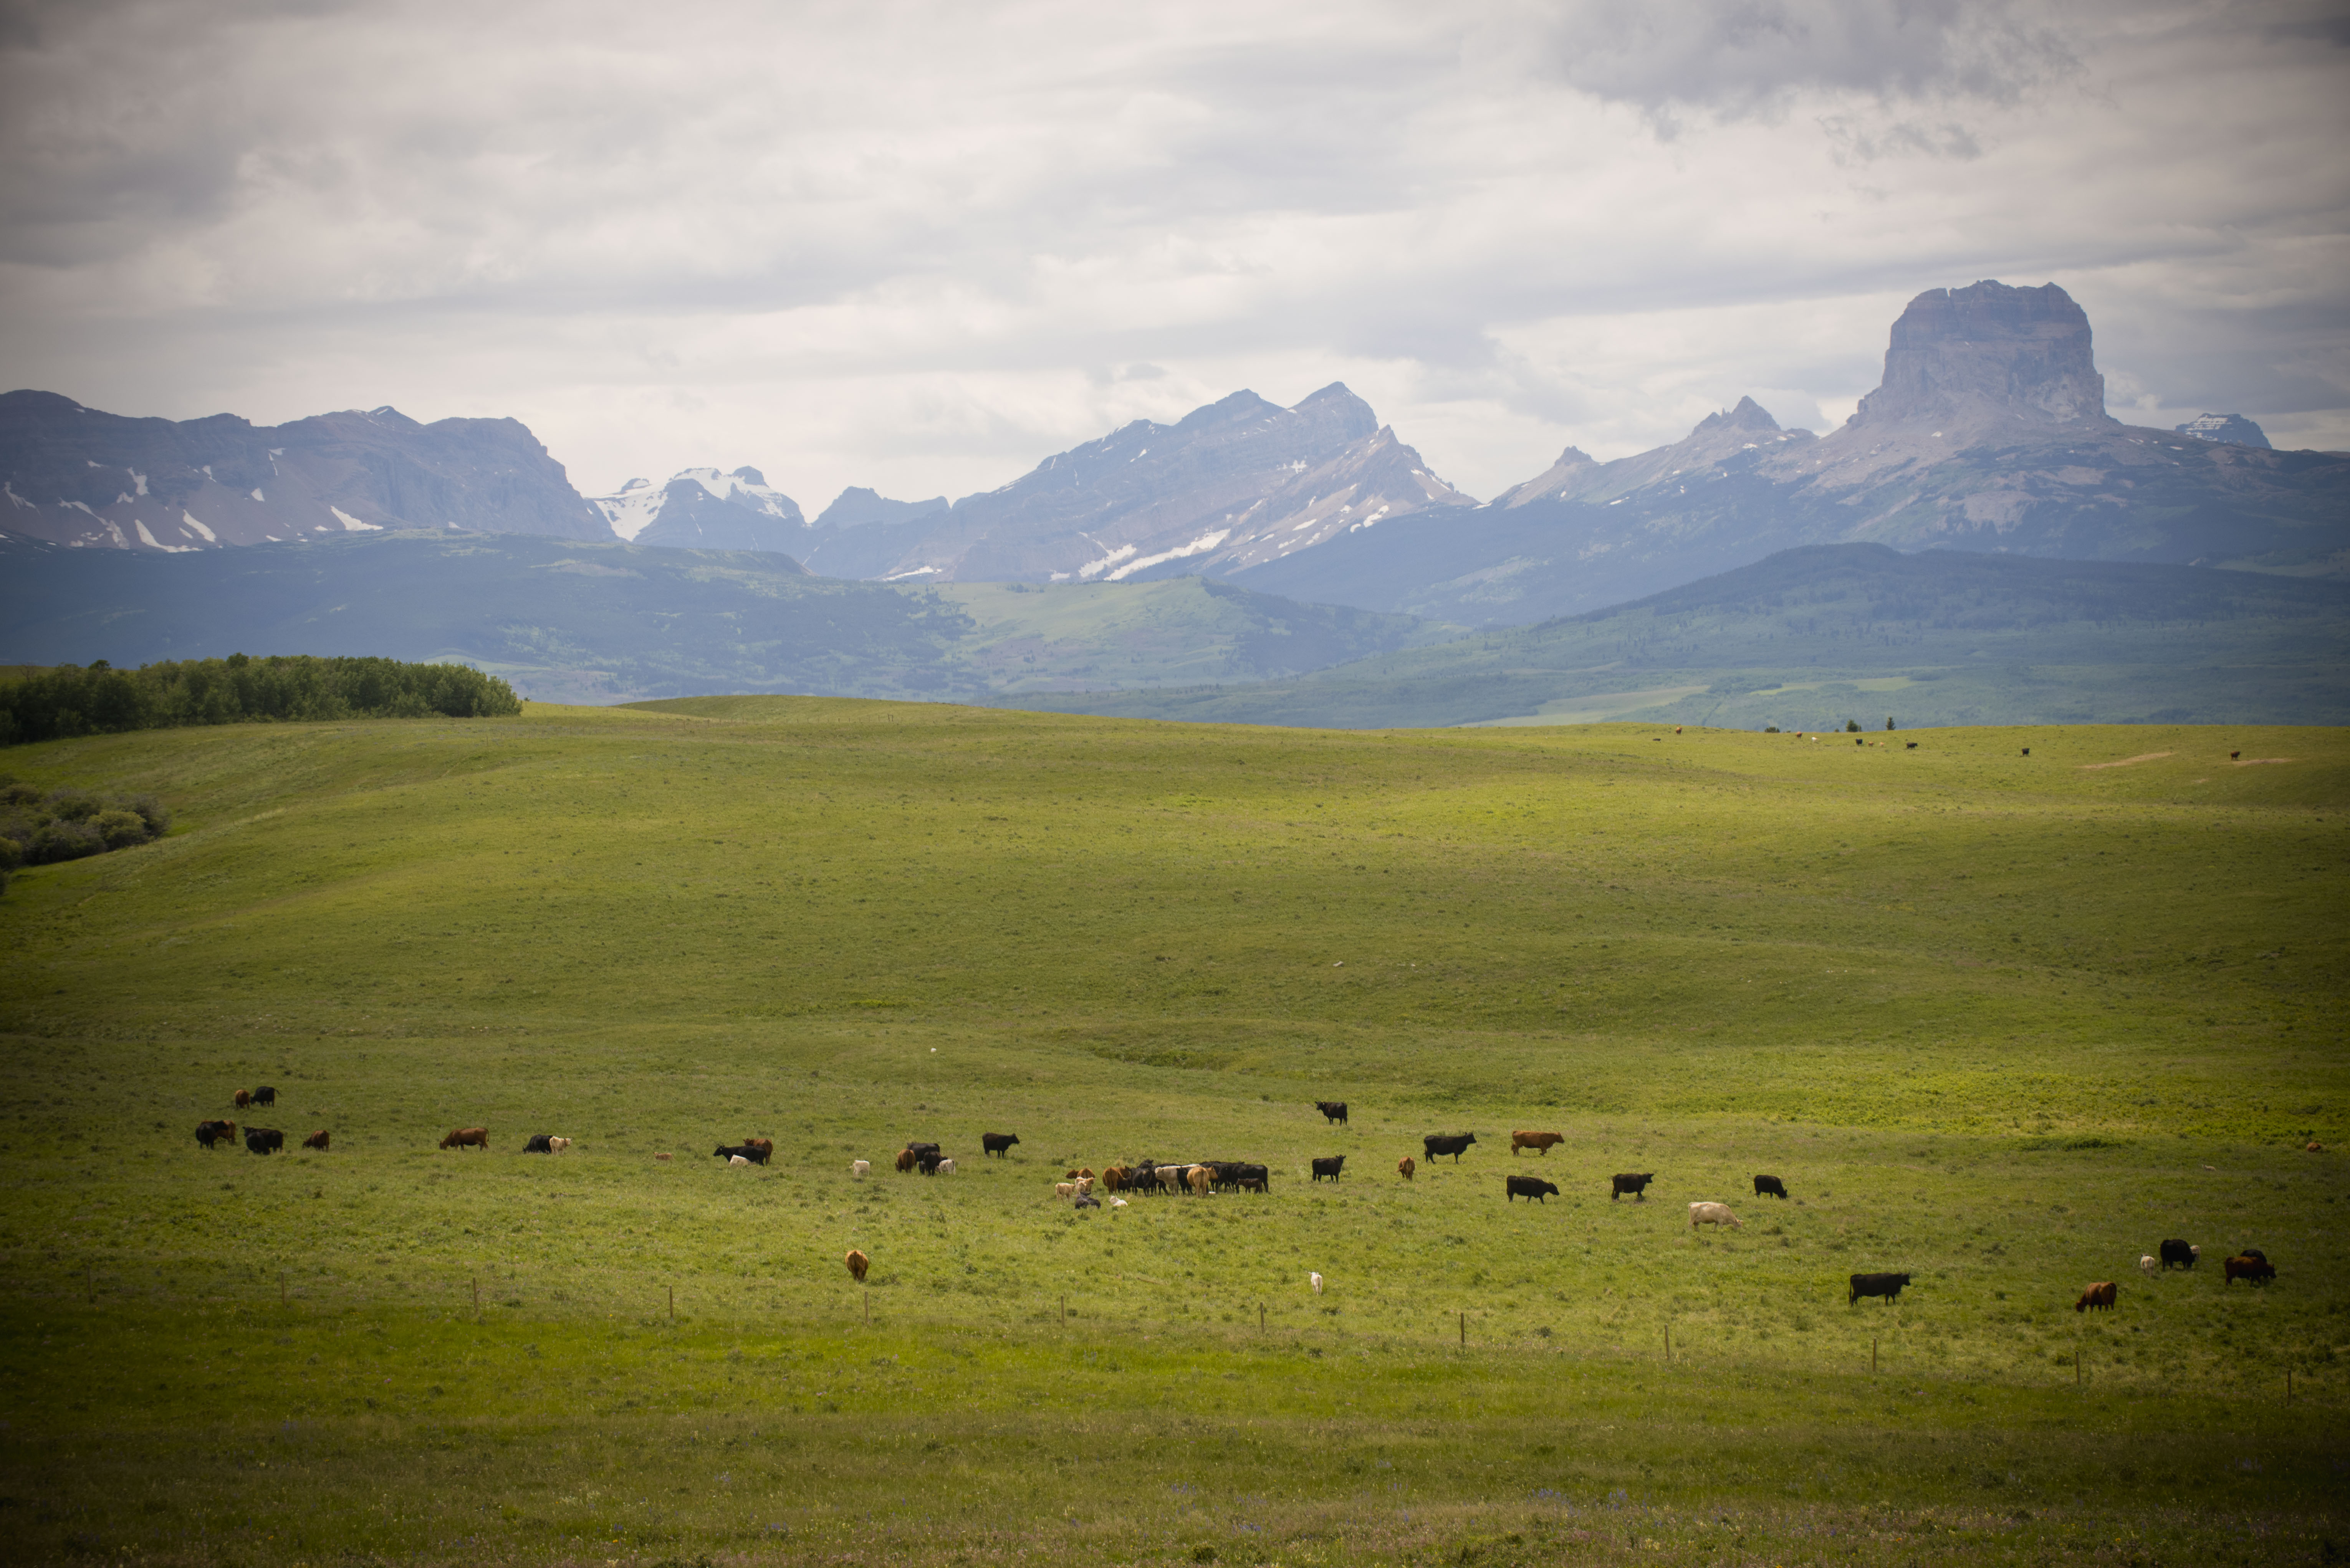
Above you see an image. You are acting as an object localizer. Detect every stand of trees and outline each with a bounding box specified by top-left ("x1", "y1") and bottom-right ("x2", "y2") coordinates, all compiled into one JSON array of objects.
[{"x1": 0, "y1": 655, "x2": 521, "y2": 746}]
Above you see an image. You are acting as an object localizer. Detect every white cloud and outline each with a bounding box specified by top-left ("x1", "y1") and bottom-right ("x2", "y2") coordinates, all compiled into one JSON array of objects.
[{"x1": 0, "y1": 0, "x2": 2343, "y2": 514}]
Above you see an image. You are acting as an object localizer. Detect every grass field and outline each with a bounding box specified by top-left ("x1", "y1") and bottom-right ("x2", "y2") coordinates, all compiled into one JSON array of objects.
[{"x1": 2, "y1": 701, "x2": 2345, "y2": 1565}]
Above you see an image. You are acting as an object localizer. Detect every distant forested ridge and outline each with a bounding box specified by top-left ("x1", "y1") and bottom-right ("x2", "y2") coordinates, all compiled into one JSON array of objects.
[{"x1": 0, "y1": 655, "x2": 520, "y2": 746}]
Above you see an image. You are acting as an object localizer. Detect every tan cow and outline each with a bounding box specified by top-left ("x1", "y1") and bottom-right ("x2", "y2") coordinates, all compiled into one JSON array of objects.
[
  {"x1": 1511, "y1": 1131, "x2": 1565, "y2": 1156},
  {"x1": 439, "y1": 1127, "x2": 488, "y2": 1151},
  {"x1": 845, "y1": 1249, "x2": 870, "y2": 1283},
  {"x1": 1055, "y1": 1182, "x2": 1076, "y2": 1199},
  {"x1": 1187, "y1": 1165, "x2": 1212, "y2": 1196},
  {"x1": 548, "y1": 1136, "x2": 571, "y2": 1152},
  {"x1": 896, "y1": 1148, "x2": 917, "y2": 1173},
  {"x1": 1397, "y1": 1156, "x2": 1415, "y2": 1181}
]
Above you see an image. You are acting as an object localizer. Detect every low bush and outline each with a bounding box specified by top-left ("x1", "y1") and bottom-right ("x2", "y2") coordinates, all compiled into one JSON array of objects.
[
  {"x1": 0, "y1": 654, "x2": 521, "y2": 746},
  {"x1": 0, "y1": 775, "x2": 172, "y2": 875}
]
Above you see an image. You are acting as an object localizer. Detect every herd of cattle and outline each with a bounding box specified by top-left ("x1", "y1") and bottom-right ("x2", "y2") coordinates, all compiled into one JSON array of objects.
[{"x1": 193, "y1": 1090, "x2": 2282, "y2": 1310}]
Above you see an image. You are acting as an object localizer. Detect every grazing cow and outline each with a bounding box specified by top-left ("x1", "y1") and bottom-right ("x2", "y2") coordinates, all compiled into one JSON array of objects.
[
  {"x1": 654, "y1": 1152, "x2": 672, "y2": 1161},
  {"x1": 195, "y1": 1120, "x2": 235, "y2": 1149},
  {"x1": 845, "y1": 1249, "x2": 869, "y2": 1283},
  {"x1": 548, "y1": 1137, "x2": 571, "y2": 1153},
  {"x1": 729, "y1": 1154, "x2": 751, "y2": 1167},
  {"x1": 2160, "y1": 1239, "x2": 2197, "y2": 1270},
  {"x1": 1506, "y1": 1174, "x2": 1559, "y2": 1203},
  {"x1": 254, "y1": 1087, "x2": 277, "y2": 1106},
  {"x1": 1397, "y1": 1156, "x2": 1415, "y2": 1181},
  {"x1": 1689, "y1": 1202, "x2": 1741, "y2": 1229},
  {"x1": 1753, "y1": 1174, "x2": 1789, "y2": 1199},
  {"x1": 895, "y1": 1148, "x2": 916, "y2": 1173},
  {"x1": 1077, "y1": 1168, "x2": 1094, "y2": 1179},
  {"x1": 937, "y1": 1158, "x2": 957, "y2": 1175},
  {"x1": 1055, "y1": 1182, "x2": 1076, "y2": 1199},
  {"x1": 917, "y1": 1150, "x2": 945, "y2": 1176},
  {"x1": 722, "y1": 1141, "x2": 770, "y2": 1166},
  {"x1": 1316, "y1": 1101, "x2": 1349, "y2": 1126},
  {"x1": 525, "y1": 1135, "x2": 555, "y2": 1154},
  {"x1": 244, "y1": 1127, "x2": 284, "y2": 1155},
  {"x1": 2223, "y1": 1254, "x2": 2276, "y2": 1286},
  {"x1": 1230, "y1": 1163, "x2": 1270, "y2": 1194},
  {"x1": 1610, "y1": 1172, "x2": 1655, "y2": 1202},
  {"x1": 1849, "y1": 1272, "x2": 1911, "y2": 1305},
  {"x1": 852, "y1": 1159, "x2": 870, "y2": 1177},
  {"x1": 2138, "y1": 1255, "x2": 2158, "y2": 1275},
  {"x1": 982, "y1": 1133, "x2": 1021, "y2": 1158},
  {"x1": 1423, "y1": 1133, "x2": 1478, "y2": 1162},
  {"x1": 233, "y1": 1090, "x2": 252, "y2": 1110},
  {"x1": 302, "y1": 1130, "x2": 329, "y2": 1151},
  {"x1": 2309, "y1": 1141, "x2": 2327, "y2": 1153},
  {"x1": 1309, "y1": 1272, "x2": 1323, "y2": 1294},
  {"x1": 1311, "y1": 1156, "x2": 1346, "y2": 1182},
  {"x1": 1905, "y1": 742, "x2": 1918, "y2": 750},
  {"x1": 714, "y1": 1143, "x2": 759, "y2": 1164},
  {"x1": 2074, "y1": 1282, "x2": 2118, "y2": 1312},
  {"x1": 1098, "y1": 1165, "x2": 1128, "y2": 1192},
  {"x1": 2238, "y1": 1249, "x2": 2267, "y2": 1262},
  {"x1": 1511, "y1": 1131, "x2": 1565, "y2": 1157},
  {"x1": 440, "y1": 1127, "x2": 489, "y2": 1151}
]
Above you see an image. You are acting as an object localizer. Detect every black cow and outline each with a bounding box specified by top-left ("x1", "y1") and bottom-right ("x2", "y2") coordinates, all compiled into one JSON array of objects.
[
  {"x1": 1311, "y1": 1156, "x2": 1346, "y2": 1182},
  {"x1": 2159, "y1": 1239, "x2": 2197, "y2": 1270},
  {"x1": 1072, "y1": 1194, "x2": 1101, "y2": 1210},
  {"x1": 1228, "y1": 1162, "x2": 1270, "y2": 1193},
  {"x1": 195, "y1": 1120, "x2": 235, "y2": 1150},
  {"x1": 244, "y1": 1127, "x2": 285, "y2": 1155},
  {"x1": 525, "y1": 1134, "x2": 554, "y2": 1154},
  {"x1": 1753, "y1": 1174, "x2": 1788, "y2": 1199},
  {"x1": 1849, "y1": 1271, "x2": 1911, "y2": 1305},
  {"x1": 916, "y1": 1150, "x2": 944, "y2": 1175},
  {"x1": 905, "y1": 1141, "x2": 942, "y2": 1161},
  {"x1": 1611, "y1": 1172, "x2": 1655, "y2": 1201},
  {"x1": 1506, "y1": 1174, "x2": 1559, "y2": 1203},
  {"x1": 982, "y1": 1133, "x2": 1020, "y2": 1158},
  {"x1": 1424, "y1": 1133, "x2": 1478, "y2": 1162},
  {"x1": 1316, "y1": 1101, "x2": 1349, "y2": 1126},
  {"x1": 253, "y1": 1086, "x2": 278, "y2": 1106},
  {"x1": 714, "y1": 1143, "x2": 760, "y2": 1163}
]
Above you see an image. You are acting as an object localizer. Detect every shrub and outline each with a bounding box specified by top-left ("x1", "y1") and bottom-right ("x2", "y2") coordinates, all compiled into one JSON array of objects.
[
  {"x1": 0, "y1": 655, "x2": 521, "y2": 746},
  {"x1": 1845, "y1": 719, "x2": 1862, "y2": 733},
  {"x1": 0, "y1": 774, "x2": 173, "y2": 878},
  {"x1": 92, "y1": 809, "x2": 151, "y2": 850}
]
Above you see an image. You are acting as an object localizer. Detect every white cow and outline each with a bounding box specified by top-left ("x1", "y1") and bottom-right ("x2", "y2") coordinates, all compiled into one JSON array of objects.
[
  {"x1": 2138, "y1": 1255, "x2": 2158, "y2": 1274},
  {"x1": 729, "y1": 1154, "x2": 751, "y2": 1167},
  {"x1": 1689, "y1": 1201, "x2": 1741, "y2": 1229},
  {"x1": 1110, "y1": 1198, "x2": 1128, "y2": 1208},
  {"x1": 1310, "y1": 1272, "x2": 1324, "y2": 1294},
  {"x1": 937, "y1": 1158, "x2": 956, "y2": 1175},
  {"x1": 547, "y1": 1136, "x2": 571, "y2": 1153},
  {"x1": 852, "y1": 1159, "x2": 870, "y2": 1178}
]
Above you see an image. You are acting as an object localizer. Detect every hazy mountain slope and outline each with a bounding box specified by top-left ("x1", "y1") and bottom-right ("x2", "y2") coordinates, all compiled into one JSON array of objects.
[
  {"x1": 0, "y1": 390, "x2": 611, "y2": 550},
  {"x1": 1226, "y1": 283, "x2": 2350, "y2": 625},
  {"x1": 0, "y1": 531, "x2": 1456, "y2": 706},
  {"x1": 1006, "y1": 544, "x2": 2350, "y2": 730}
]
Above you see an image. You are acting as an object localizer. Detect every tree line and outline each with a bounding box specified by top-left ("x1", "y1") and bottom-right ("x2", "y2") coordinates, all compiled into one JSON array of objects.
[{"x1": 0, "y1": 655, "x2": 521, "y2": 747}]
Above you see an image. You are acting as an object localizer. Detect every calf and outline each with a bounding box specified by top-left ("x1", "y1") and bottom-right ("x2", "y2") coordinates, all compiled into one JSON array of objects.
[
  {"x1": 714, "y1": 1143, "x2": 760, "y2": 1164},
  {"x1": 195, "y1": 1120, "x2": 235, "y2": 1150},
  {"x1": 1753, "y1": 1174, "x2": 1788, "y2": 1199},
  {"x1": 525, "y1": 1134, "x2": 555, "y2": 1154},
  {"x1": 1689, "y1": 1201, "x2": 1741, "y2": 1229},
  {"x1": 2159, "y1": 1239, "x2": 2197, "y2": 1270},
  {"x1": 1055, "y1": 1182, "x2": 1076, "y2": 1200},
  {"x1": 1610, "y1": 1172, "x2": 1655, "y2": 1202},
  {"x1": 1506, "y1": 1174, "x2": 1559, "y2": 1203},
  {"x1": 548, "y1": 1137, "x2": 571, "y2": 1153},
  {"x1": 845, "y1": 1249, "x2": 869, "y2": 1283},
  {"x1": 1073, "y1": 1193, "x2": 1100, "y2": 1209},
  {"x1": 440, "y1": 1127, "x2": 488, "y2": 1151},
  {"x1": 2138, "y1": 1255, "x2": 2158, "y2": 1275},
  {"x1": 1316, "y1": 1101, "x2": 1349, "y2": 1126},
  {"x1": 302, "y1": 1130, "x2": 329, "y2": 1151},
  {"x1": 1311, "y1": 1156, "x2": 1346, "y2": 1183},
  {"x1": 244, "y1": 1127, "x2": 284, "y2": 1155},
  {"x1": 1230, "y1": 1163, "x2": 1270, "y2": 1193},
  {"x1": 2223, "y1": 1254, "x2": 2276, "y2": 1286},
  {"x1": 1309, "y1": 1272, "x2": 1324, "y2": 1294},
  {"x1": 852, "y1": 1159, "x2": 871, "y2": 1177},
  {"x1": 937, "y1": 1158, "x2": 957, "y2": 1175},
  {"x1": 1849, "y1": 1271, "x2": 1911, "y2": 1305},
  {"x1": 1511, "y1": 1131, "x2": 1564, "y2": 1156},
  {"x1": 982, "y1": 1133, "x2": 1021, "y2": 1158},
  {"x1": 2074, "y1": 1281, "x2": 2118, "y2": 1312},
  {"x1": 253, "y1": 1086, "x2": 277, "y2": 1107},
  {"x1": 1423, "y1": 1133, "x2": 1478, "y2": 1163},
  {"x1": 917, "y1": 1150, "x2": 944, "y2": 1176},
  {"x1": 1397, "y1": 1156, "x2": 1415, "y2": 1181},
  {"x1": 729, "y1": 1154, "x2": 751, "y2": 1167}
]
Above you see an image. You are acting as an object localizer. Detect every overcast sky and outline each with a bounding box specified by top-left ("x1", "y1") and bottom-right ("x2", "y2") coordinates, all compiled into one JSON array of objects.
[{"x1": 3, "y1": 0, "x2": 2345, "y2": 509}]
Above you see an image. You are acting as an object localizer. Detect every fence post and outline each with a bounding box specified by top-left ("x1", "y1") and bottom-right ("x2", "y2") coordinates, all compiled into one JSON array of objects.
[
  {"x1": 1663, "y1": 1325, "x2": 1670, "y2": 1364},
  {"x1": 472, "y1": 1276, "x2": 479, "y2": 1311},
  {"x1": 863, "y1": 1288, "x2": 869, "y2": 1329},
  {"x1": 280, "y1": 1273, "x2": 288, "y2": 1308},
  {"x1": 1872, "y1": 1336, "x2": 1878, "y2": 1374},
  {"x1": 1459, "y1": 1311, "x2": 1466, "y2": 1348},
  {"x1": 669, "y1": 1284, "x2": 675, "y2": 1322},
  {"x1": 1259, "y1": 1304, "x2": 1265, "y2": 1332}
]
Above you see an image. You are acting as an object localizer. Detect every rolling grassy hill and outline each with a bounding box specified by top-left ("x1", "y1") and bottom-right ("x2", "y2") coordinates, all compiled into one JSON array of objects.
[
  {"x1": 1, "y1": 702, "x2": 2344, "y2": 1564},
  {"x1": 1010, "y1": 545, "x2": 2350, "y2": 730}
]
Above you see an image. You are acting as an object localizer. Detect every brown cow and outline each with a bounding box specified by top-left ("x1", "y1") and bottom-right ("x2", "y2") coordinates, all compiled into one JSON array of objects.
[
  {"x1": 896, "y1": 1148, "x2": 917, "y2": 1173},
  {"x1": 439, "y1": 1127, "x2": 488, "y2": 1151},
  {"x1": 1511, "y1": 1131, "x2": 1564, "y2": 1156},
  {"x1": 2224, "y1": 1255, "x2": 2276, "y2": 1286},
  {"x1": 743, "y1": 1137, "x2": 774, "y2": 1161},
  {"x1": 233, "y1": 1089, "x2": 253, "y2": 1110},
  {"x1": 845, "y1": 1249, "x2": 869, "y2": 1283},
  {"x1": 2074, "y1": 1282, "x2": 2118, "y2": 1312},
  {"x1": 2309, "y1": 1141, "x2": 2327, "y2": 1153},
  {"x1": 1099, "y1": 1165, "x2": 1129, "y2": 1192},
  {"x1": 1397, "y1": 1156, "x2": 1415, "y2": 1181},
  {"x1": 302, "y1": 1130, "x2": 329, "y2": 1151}
]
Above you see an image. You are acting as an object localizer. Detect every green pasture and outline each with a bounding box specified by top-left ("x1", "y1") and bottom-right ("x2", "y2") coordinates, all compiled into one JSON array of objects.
[{"x1": 1, "y1": 701, "x2": 2345, "y2": 1563}]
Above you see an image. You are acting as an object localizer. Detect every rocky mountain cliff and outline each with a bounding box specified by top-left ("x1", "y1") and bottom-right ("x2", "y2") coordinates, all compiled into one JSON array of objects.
[
  {"x1": 822, "y1": 383, "x2": 1477, "y2": 585},
  {"x1": 1232, "y1": 281, "x2": 2350, "y2": 625},
  {"x1": 590, "y1": 467, "x2": 807, "y2": 551},
  {"x1": 0, "y1": 390, "x2": 611, "y2": 551}
]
